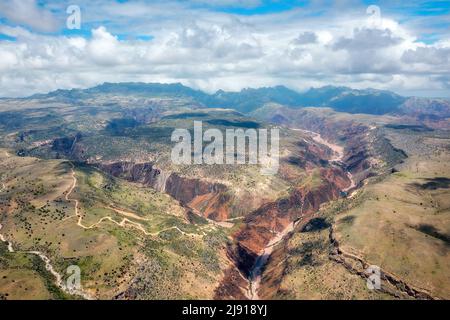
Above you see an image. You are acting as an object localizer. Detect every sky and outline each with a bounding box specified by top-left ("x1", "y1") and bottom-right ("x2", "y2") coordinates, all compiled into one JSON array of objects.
[{"x1": 0, "y1": 0, "x2": 449, "y2": 97}]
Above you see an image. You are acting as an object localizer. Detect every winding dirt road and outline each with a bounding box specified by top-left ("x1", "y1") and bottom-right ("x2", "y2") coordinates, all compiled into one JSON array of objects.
[
  {"x1": 0, "y1": 130, "x2": 358, "y2": 300},
  {"x1": 0, "y1": 160, "x2": 215, "y2": 300},
  {"x1": 63, "y1": 164, "x2": 206, "y2": 238},
  {"x1": 1, "y1": 168, "x2": 92, "y2": 299}
]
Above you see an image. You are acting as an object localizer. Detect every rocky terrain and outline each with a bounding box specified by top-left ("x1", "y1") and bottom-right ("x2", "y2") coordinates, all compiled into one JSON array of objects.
[{"x1": 0, "y1": 83, "x2": 449, "y2": 300}]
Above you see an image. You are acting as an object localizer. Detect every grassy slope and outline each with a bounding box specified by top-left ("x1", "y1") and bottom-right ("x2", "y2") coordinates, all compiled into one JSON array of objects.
[
  {"x1": 0, "y1": 241, "x2": 74, "y2": 300},
  {"x1": 259, "y1": 190, "x2": 392, "y2": 300},
  {"x1": 260, "y1": 127, "x2": 450, "y2": 300},
  {"x1": 264, "y1": 226, "x2": 391, "y2": 299},
  {"x1": 334, "y1": 129, "x2": 450, "y2": 299},
  {"x1": 0, "y1": 149, "x2": 230, "y2": 299}
]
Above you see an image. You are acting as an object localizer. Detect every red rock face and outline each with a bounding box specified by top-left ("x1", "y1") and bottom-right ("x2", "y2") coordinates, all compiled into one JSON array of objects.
[
  {"x1": 234, "y1": 167, "x2": 349, "y2": 269},
  {"x1": 98, "y1": 121, "x2": 375, "y2": 300},
  {"x1": 274, "y1": 108, "x2": 378, "y2": 185},
  {"x1": 215, "y1": 166, "x2": 352, "y2": 299},
  {"x1": 99, "y1": 161, "x2": 231, "y2": 220},
  {"x1": 213, "y1": 116, "x2": 386, "y2": 299},
  {"x1": 188, "y1": 192, "x2": 231, "y2": 221}
]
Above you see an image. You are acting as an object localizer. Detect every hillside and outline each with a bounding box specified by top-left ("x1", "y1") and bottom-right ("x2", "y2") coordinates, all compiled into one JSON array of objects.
[{"x1": 0, "y1": 82, "x2": 449, "y2": 300}]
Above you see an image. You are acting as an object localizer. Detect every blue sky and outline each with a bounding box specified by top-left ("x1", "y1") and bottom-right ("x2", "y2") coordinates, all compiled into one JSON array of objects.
[
  {"x1": 2, "y1": 1, "x2": 447, "y2": 40},
  {"x1": 0, "y1": 0, "x2": 449, "y2": 97}
]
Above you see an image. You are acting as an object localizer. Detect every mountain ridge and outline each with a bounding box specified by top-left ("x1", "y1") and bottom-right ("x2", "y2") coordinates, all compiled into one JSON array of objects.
[{"x1": 24, "y1": 82, "x2": 450, "y2": 117}]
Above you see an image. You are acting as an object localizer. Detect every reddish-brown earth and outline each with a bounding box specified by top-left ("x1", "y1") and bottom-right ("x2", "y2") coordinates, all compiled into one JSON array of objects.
[
  {"x1": 215, "y1": 166, "x2": 351, "y2": 299},
  {"x1": 96, "y1": 122, "x2": 376, "y2": 300},
  {"x1": 267, "y1": 107, "x2": 377, "y2": 185},
  {"x1": 100, "y1": 161, "x2": 231, "y2": 220},
  {"x1": 213, "y1": 120, "x2": 378, "y2": 299}
]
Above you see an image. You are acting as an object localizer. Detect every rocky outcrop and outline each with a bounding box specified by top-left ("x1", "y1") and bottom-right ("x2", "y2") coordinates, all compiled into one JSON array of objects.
[
  {"x1": 97, "y1": 118, "x2": 381, "y2": 299},
  {"x1": 100, "y1": 162, "x2": 166, "y2": 191},
  {"x1": 213, "y1": 265, "x2": 250, "y2": 300},
  {"x1": 99, "y1": 161, "x2": 230, "y2": 220},
  {"x1": 215, "y1": 166, "x2": 351, "y2": 299},
  {"x1": 238, "y1": 167, "x2": 349, "y2": 268},
  {"x1": 214, "y1": 116, "x2": 391, "y2": 299},
  {"x1": 51, "y1": 133, "x2": 86, "y2": 161},
  {"x1": 263, "y1": 107, "x2": 380, "y2": 185}
]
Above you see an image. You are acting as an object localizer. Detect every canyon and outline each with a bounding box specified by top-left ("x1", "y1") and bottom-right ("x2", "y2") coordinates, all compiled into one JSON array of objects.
[
  {"x1": 96, "y1": 125, "x2": 370, "y2": 300},
  {"x1": 1, "y1": 83, "x2": 448, "y2": 300},
  {"x1": 215, "y1": 131, "x2": 360, "y2": 299}
]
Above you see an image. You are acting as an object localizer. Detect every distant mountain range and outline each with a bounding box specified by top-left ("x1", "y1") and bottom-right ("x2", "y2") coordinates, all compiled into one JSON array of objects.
[{"x1": 29, "y1": 82, "x2": 450, "y2": 117}]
